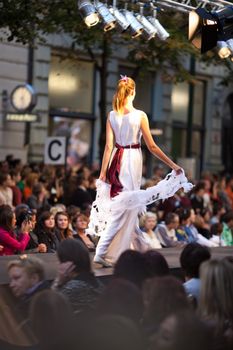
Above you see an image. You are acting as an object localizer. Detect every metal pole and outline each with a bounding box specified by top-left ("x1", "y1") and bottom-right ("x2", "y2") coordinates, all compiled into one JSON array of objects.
[{"x1": 186, "y1": 55, "x2": 195, "y2": 157}]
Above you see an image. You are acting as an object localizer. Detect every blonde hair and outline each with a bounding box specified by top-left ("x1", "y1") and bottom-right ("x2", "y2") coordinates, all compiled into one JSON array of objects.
[
  {"x1": 198, "y1": 259, "x2": 233, "y2": 332},
  {"x1": 8, "y1": 256, "x2": 45, "y2": 281},
  {"x1": 112, "y1": 76, "x2": 135, "y2": 115}
]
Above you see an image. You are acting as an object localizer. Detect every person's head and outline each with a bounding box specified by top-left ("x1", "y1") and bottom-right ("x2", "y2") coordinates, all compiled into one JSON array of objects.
[
  {"x1": 180, "y1": 243, "x2": 211, "y2": 279},
  {"x1": 8, "y1": 256, "x2": 45, "y2": 297},
  {"x1": 15, "y1": 207, "x2": 35, "y2": 229},
  {"x1": 143, "y1": 250, "x2": 170, "y2": 278},
  {"x1": 32, "y1": 182, "x2": 45, "y2": 198},
  {"x1": 210, "y1": 222, "x2": 223, "y2": 236},
  {"x1": 29, "y1": 290, "x2": 75, "y2": 350},
  {"x1": 140, "y1": 212, "x2": 157, "y2": 231},
  {"x1": 112, "y1": 76, "x2": 136, "y2": 115},
  {"x1": 221, "y1": 210, "x2": 233, "y2": 229},
  {"x1": 96, "y1": 278, "x2": 143, "y2": 323},
  {"x1": 36, "y1": 211, "x2": 55, "y2": 232},
  {"x1": 199, "y1": 259, "x2": 233, "y2": 331},
  {"x1": 0, "y1": 173, "x2": 12, "y2": 187},
  {"x1": 9, "y1": 169, "x2": 21, "y2": 184},
  {"x1": 0, "y1": 205, "x2": 15, "y2": 232},
  {"x1": 175, "y1": 208, "x2": 191, "y2": 225},
  {"x1": 165, "y1": 213, "x2": 179, "y2": 230},
  {"x1": 55, "y1": 211, "x2": 69, "y2": 231},
  {"x1": 25, "y1": 172, "x2": 39, "y2": 188},
  {"x1": 114, "y1": 250, "x2": 147, "y2": 288},
  {"x1": 143, "y1": 276, "x2": 189, "y2": 330},
  {"x1": 73, "y1": 213, "x2": 89, "y2": 232},
  {"x1": 193, "y1": 181, "x2": 206, "y2": 197},
  {"x1": 57, "y1": 239, "x2": 91, "y2": 274},
  {"x1": 151, "y1": 311, "x2": 213, "y2": 350}
]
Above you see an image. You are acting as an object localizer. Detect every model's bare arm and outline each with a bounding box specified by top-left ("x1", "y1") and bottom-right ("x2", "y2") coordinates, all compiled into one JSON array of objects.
[
  {"x1": 99, "y1": 116, "x2": 114, "y2": 181},
  {"x1": 140, "y1": 112, "x2": 181, "y2": 173}
]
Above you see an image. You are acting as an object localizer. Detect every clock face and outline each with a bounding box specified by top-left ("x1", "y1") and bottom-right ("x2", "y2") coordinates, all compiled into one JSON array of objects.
[{"x1": 11, "y1": 84, "x2": 36, "y2": 112}]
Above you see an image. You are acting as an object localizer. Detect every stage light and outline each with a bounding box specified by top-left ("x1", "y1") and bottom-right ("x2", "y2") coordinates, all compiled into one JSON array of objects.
[
  {"x1": 123, "y1": 10, "x2": 143, "y2": 38},
  {"x1": 136, "y1": 15, "x2": 157, "y2": 40},
  {"x1": 95, "y1": 1, "x2": 116, "y2": 31},
  {"x1": 78, "y1": 0, "x2": 99, "y2": 27},
  {"x1": 217, "y1": 41, "x2": 231, "y2": 58},
  {"x1": 189, "y1": 6, "x2": 233, "y2": 54},
  {"x1": 109, "y1": 0, "x2": 129, "y2": 32},
  {"x1": 148, "y1": 16, "x2": 170, "y2": 40}
]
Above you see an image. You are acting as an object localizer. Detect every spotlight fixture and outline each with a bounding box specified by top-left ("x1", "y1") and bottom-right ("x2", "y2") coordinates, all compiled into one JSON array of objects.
[
  {"x1": 78, "y1": 0, "x2": 99, "y2": 27},
  {"x1": 95, "y1": 1, "x2": 116, "y2": 31},
  {"x1": 217, "y1": 40, "x2": 231, "y2": 58},
  {"x1": 148, "y1": 9, "x2": 170, "y2": 41},
  {"x1": 123, "y1": 10, "x2": 143, "y2": 38},
  {"x1": 136, "y1": 4, "x2": 157, "y2": 41},
  {"x1": 109, "y1": 0, "x2": 130, "y2": 32},
  {"x1": 189, "y1": 6, "x2": 233, "y2": 54}
]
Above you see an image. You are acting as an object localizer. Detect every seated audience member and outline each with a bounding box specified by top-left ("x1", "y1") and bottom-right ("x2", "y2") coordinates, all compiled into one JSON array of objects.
[
  {"x1": 225, "y1": 176, "x2": 233, "y2": 210},
  {"x1": 54, "y1": 211, "x2": 73, "y2": 241},
  {"x1": 15, "y1": 207, "x2": 47, "y2": 253},
  {"x1": 96, "y1": 279, "x2": 143, "y2": 324},
  {"x1": 23, "y1": 172, "x2": 39, "y2": 201},
  {"x1": 26, "y1": 183, "x2": 50, "y2": 213},
  {"x1": 35, "y1": 211, "x2": 59, "y2": 252},
  {"x1": 158, "y1": 189, "x2": 192, "y2": 220},
  {"x1": 199, "y1": 259, "x2": 233, "y2": 349},
  {"x1": 114, "y1": 250, "x2": 148, "y2": 289},
  {"x1": 52, "y1": 239, "x2": 103, "y2": 314},
  {"x1": 220, "y1": 211, "x2": 233, "y2": 246},
  {"x1": 73, "y1": 213, "x2": 96, "y2": 251},
  {"x1": 69, "y1": 174, "x2": 93, "y2": 211},
  {"x1": 142, "y1": 276, "x2": 190, "y2": 337},
  {"x1": 143, "y1": 250, "x2": 170, "y2": 278},
  {"x1": 84, "y1": 315, "x2": 145, "y2": 350},
  {"x1": 0, "y1": 173, "x2": 13, "y2": 207},
  {"x1": 210, "y1": 202, "x2": 226, "y2": 225},
  {"x1": 0, "y1": 205, "x2": 30, "y2": 256},
  {"x1": 189, "y1": 181, "x2": 206, "y2": 214},
  {"x1": 140, "y1": 212, "x2": 162, "y2": 249},
  {"x1": 8, "y1": 256, "x2": 50, "y2": 316},
  {"x1": 194, "y1": 208, "x2": 212, "y2": 239},
  {"x1": 175, "y1": 208, "x2": 195, "y2": 243},
  {"x1": 155, "y1": 213, "x2": 182, "y2": 247},
  {"x1": 150, "y1": 311, "x2": 213, "y2": 350},
  {"x1": 29, "y1": 290, "x2": 76, "y2": 350},
  {"x1": 180, "y1": 243, "x2": 211, "y2": 302},
  {"x1": 9, "y1": 170, "x2": 22, "y2": 207},
  {"x1": 210, "y1": 222, "x2": 225, "y2": 246},
  {"x1": 189, "y1": 209, "x2": 217, "y2": 247}
]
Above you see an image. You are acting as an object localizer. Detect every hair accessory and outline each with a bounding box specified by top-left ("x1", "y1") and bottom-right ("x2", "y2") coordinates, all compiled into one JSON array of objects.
[{"x1": 120, "y1": 74, "x2": 128, "y2": 82}]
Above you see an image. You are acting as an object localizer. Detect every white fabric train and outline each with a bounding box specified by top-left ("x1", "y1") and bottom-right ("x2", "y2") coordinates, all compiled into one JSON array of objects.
[{"x1": 87, "y1": 169, "x2": 194, "y2": 237}]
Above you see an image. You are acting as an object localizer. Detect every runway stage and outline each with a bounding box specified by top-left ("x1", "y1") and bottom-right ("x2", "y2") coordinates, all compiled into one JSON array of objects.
[{"x1": 0, "y1": 246, "x2": 232, "y2": 285}]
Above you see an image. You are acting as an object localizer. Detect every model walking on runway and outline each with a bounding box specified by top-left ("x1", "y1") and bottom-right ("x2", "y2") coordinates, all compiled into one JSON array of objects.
[{"x1": 89, "y1": 76, "x2": 193, "y2": 267}]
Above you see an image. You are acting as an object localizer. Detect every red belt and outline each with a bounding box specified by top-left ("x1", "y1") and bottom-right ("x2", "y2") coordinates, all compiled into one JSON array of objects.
[{"x1": 107, "y1": 143, "x2": 140, "y2": 198}]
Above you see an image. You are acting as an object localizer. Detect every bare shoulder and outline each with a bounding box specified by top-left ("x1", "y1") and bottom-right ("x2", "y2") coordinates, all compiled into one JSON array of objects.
[{"x1": 139, "y1": 110, "x2": 148, "y2": 122}]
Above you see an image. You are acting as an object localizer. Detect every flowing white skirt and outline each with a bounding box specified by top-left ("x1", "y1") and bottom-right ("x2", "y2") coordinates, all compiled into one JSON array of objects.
[{"x1": 87, "y1": 170, "x2": 193, "y2": 263}]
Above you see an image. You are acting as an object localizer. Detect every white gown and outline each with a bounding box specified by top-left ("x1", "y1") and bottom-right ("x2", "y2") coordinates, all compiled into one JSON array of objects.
[{"x1": 87, "y1": 109, "x2": 193, "y2": 264}]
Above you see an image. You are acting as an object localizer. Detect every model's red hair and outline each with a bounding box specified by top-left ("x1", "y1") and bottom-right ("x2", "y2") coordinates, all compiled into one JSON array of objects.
[{"x1": 112, "y1": 77, "x2": 135, "y2": 115}]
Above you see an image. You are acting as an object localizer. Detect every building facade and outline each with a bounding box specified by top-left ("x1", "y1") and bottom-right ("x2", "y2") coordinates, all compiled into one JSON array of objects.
[{"x1": 0, "y1": 34, "x2": 233, "y2": 177}]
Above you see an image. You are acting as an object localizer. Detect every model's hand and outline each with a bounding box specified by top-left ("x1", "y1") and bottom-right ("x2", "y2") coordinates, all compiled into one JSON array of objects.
[
  {"x1": 99, "y1": 173, "x2": 107, "y2": 182},
  {"x1": 173, "y1": 165, "x2": 183, "y2": 175}
]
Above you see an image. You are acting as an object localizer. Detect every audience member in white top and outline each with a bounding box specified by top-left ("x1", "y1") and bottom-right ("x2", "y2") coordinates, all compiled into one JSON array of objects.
[
  {"x1": 140, "y1": 212, "x2": 162, "y2": 249},
  {"x1": 0, "y1": 173, "x2": 13, "y2": 208}
]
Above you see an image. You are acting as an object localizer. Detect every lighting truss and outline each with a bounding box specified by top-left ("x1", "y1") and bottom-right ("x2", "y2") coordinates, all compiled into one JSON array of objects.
[{"x1": 154, "y1": 0, "x2": 233, "y2": 14}]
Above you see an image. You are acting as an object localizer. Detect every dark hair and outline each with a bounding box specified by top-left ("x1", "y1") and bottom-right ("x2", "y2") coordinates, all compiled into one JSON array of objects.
[
  {"x1": 210, "y1": 222, "x2": 223, "y2": 236},
  {"x1": 35, "y1": 211, "x2": 54, "y2": 236},
  {"x1": 175, "y1": 208, "x2": 191, "y2": 223},
  {"x1": 143, "y1": 276, "x2": 189, "y2": 331},
  {"x1": 165, "y1": 212, "x2": 179, "y2": 226},
  {"x1": 143, "y1": 250, "x2": 169, "y2": 278},
  {"x1": 57, "y1": 239, "x2": 91, "y2": 274},
  {"x1": 96, "y1": 279, "x2": 143, "y2": 323},
  {"x1": 180, "y1": 243, "x2": 211, "y2": 278},
  {"x1": 16, "y1": 208, "x2": 33, "y2": 228},
  {"x1": 0, "y1": 205, "x2": 14, "y2": 232},
  {"x1": 114, "y1": 250, "x2": 147, "y2": 288},
  {"x1": 32, "y1": 183, "x2": 43, "y2": 197},
  {"x1": 220, "y1": 211, "x2": 233, "y2": 224},
  {"x1": 193, "y1": 181, "x2": 206, "y2": 194},
  {"x1": 0, "y1": 173, "x2": 9, "y2": 186}
]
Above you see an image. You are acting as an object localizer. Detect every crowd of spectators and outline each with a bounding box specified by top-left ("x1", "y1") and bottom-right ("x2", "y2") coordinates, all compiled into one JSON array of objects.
[
  {"x1": 1, "y1": 156, "x2": 233, "y2": 257},
  {"x1": 1, "y1": 156, "x2": 233, "y2": 349}
]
